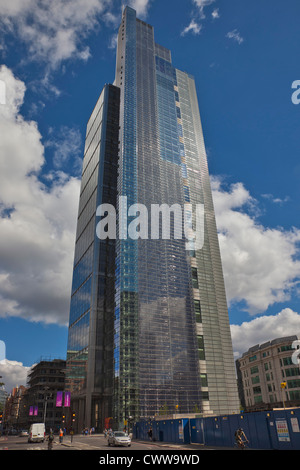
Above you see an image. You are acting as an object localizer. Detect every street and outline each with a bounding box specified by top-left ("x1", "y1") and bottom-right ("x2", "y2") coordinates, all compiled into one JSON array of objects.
[{"x1": 0, "y1": 433, "x2": 220, "y2": 451}]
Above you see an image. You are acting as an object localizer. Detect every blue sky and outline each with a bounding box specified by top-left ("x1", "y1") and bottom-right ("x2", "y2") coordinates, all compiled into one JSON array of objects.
[{"x1": 0, "y1": 0, "x2": 300, "y2": 391}]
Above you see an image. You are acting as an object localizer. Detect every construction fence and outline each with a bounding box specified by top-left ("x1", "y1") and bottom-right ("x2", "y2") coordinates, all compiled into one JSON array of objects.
[{"x1": 133, "y1": 408, "x2": 300, "y2": 450}]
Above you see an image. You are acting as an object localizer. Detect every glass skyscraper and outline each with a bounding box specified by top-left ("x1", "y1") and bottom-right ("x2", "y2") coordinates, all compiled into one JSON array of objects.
[{"x1": 66, "y1": 6, "x2": 240, "y2": 431}]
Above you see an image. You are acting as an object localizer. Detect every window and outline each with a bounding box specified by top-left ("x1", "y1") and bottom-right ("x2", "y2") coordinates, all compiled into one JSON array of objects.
[
  {"x1": 280, "y1": 345, "x2": 293, "y2": 352},
  {"x1": 191, "y1": 268, "x2": 198, "y2": 289},
  {"x1": 251, "y1": 376, "x2": 260, "y2": 384},
  {"x1": 289, "y1": 390, "x2": 300, "y2": 400},
  {"x1": 249, "y1": 355, "x2": 257, "y2": 362},
  {"x1": 287, "y1": 379, "x2": 300, "y2": 389},
  {"x1": 254, "y1": 395, "x2": 263, "y2": 404},
  {"x1": 197, "y1": 335, "x2": 205, "y2": 360},
  {"x1": 285, "y1": 367, "x2": 300, "y2": 377},
  {"x1": 200, "y1": 373, "x2": 208, "y2": 387},
  {"x1": 194, "y1": 300, "x2": 202, "y2": 323}
]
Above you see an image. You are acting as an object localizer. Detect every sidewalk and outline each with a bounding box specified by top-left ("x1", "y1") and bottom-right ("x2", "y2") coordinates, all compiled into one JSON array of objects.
[
  {"x1": 59, "y1": 434, "x2": 247, "y2": 451},
  {"x1": 124, "y1": 438, "x2": 244, "y2": 451}
]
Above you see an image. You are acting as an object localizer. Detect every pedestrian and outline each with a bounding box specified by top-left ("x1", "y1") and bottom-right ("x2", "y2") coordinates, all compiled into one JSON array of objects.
[
  {"x1": 47, "y1": 429, "x2": 54, "y2": 450},
  {"x1": 148, "y1": 427, "x2": 153, "y2": 441},
  {"x1": 59, "y1": 428, "x2": 64, "y2": 443}
]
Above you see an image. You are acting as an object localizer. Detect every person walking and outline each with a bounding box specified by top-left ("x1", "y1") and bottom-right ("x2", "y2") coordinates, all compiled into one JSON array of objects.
[{"x1": 47, "y1": 429, "x2": 54, "y2": 450}]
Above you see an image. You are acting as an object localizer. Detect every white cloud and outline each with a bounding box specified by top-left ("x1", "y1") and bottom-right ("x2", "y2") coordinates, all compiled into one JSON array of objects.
[
  {"x1": 181, "y1": 19, "x2": 202, "y2": 37},
  {"x1": 262, "y1": 193, "x2": 290, "y2": 205},
  {"x1": 0, "y1": 341, "x2": 5, "y2": 361},
  {"x1": 193, "y1": 0, "x2": 216, "y2": 18},
  {"x1": 45, "y1": 125, "x2": 82, "y2": 174},
  {"x1": 0, "y1": 65, "x2": 80, "y2": 325},
  {"x1": 0, "y1": 0, "x2": 108, "y2": 69},
  {"x1": 108, "y1": 33, "x2": 118, "y2": 50},
  {"x1": 182, "y1": 0, "x2": 217, "y2": 36},
  {"x1": 0, "y1": 359, "x2": 31, "y2": 393},
  {"x1": 128, "y1": 0, "x2": 151, "y2": 18},
  {"x1": 211, "y1": 8, "x2": 220, "y2": 19},
  {"x1": 211, "y1": 177, "x2": 300, "y2": 314},
  {"x1": 231, "y1": 308, "x2": 300, "y2": 359},
  {"x1": 226, "y1": 29, "x2": 244, "y2": 44}
]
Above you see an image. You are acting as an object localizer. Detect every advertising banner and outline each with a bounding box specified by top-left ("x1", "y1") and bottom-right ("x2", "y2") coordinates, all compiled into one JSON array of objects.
[
  {"x1": 56, "y1": 391, "x2": 63, "y2": 407},
  {"x1": 64, "y1": 391, "x2": 71, "y2": 407}
]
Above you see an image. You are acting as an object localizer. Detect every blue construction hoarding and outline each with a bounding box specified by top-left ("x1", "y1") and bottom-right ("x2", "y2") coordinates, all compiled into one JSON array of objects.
[{"x1": 133, "y1": 408, "x2": 300, "y2": 450}]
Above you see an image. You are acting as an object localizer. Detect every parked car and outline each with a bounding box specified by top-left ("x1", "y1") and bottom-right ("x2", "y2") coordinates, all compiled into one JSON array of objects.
[
  {"x1": 107, "y1": 431, "x2": 131, "y2": 447},
  {"x1": 19, "y1": 430, "x2": 29, "y2": 437}
]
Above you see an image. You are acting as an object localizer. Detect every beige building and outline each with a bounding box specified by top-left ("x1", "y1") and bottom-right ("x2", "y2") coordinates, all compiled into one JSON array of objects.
[{"x1": 236, "y1": 335, "x2": 300, "y2": 411}]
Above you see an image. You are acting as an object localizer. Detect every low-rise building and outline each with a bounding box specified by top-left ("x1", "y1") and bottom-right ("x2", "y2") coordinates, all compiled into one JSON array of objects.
[
  {"x1": 25, "y1": 358, "x2": 66, "y2": 432},
  {"x1": 236, "y1": 335, "x2": 300, "y2": 411},
  {"x1": 4, "y1": 385, "x2": 27, "y2": 430}
]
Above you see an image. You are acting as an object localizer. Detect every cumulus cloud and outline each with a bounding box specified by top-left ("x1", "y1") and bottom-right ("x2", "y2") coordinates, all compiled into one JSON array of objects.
[
  {"x1": 181, "y1": 19, "x2": 202, "y2": 37},
  {"x1": 211, "y1": 8, "x2": 220, "y2": 19},
  {"x1": 0, "y1": 0, "x2": 109, "y2": 69},
  {"x1": 231, "y1": 308, "x2": 300, "y2": 359},
  {"x1": 226, "y1": 29, "x2": 244, "y2": 44},
  {"x1": 128, "y1": 0, "x2": 151, "y2": 18},
  {"x1": 211, "y1": 177, "x2": 300, "y2": 314},
  {"x1": 0, "y1": 359, "x2": 31, "y2": 393},
  {"x1": 45, "y1": 125, "x2": 82, "y2": 174},
  {"x1": 192, "y1": 0, "x2": 216, "y2": 18},
  {"x1": 181, "y1": 0, "x2": 217, "y2": 36},
  {"x1": 0, "y1": 65, "x2": 80, "y2": 325}
]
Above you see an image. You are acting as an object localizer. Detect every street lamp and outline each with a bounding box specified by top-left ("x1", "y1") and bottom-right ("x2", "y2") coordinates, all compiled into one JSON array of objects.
[{"x1": 43, "y1": 387, "x2": 52, "y2": 424}]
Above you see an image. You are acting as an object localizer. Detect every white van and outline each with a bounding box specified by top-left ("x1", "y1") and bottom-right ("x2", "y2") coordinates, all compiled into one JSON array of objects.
[{"x1": 28, "y1": 423, "x2": 45, "y2": 443}]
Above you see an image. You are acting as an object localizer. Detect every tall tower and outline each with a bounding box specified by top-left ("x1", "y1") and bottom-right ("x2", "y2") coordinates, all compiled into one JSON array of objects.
[
  {"x1": 65, "y1": 84, "x2": 120, "y2": 431},
  {"x1": 66, "y1": 6, "x2": 240, "y2": 431}
]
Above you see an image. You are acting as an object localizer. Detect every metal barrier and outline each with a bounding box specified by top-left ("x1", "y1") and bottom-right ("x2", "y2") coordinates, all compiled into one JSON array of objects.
[{"x1": 133, "y1": 408, "x2": 300, "y2": 449}]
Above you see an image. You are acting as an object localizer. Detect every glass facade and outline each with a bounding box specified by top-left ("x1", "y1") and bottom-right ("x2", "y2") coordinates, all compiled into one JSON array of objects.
[
  {"x1": 66, "y1": 84, "x2": 120, "y2": 430},
  {"x1": 66, "y1": 6, "x2": 240, "y2": 431},
  {"x1": 113, "y1": 7, "x2": 239, "y2": 424}
]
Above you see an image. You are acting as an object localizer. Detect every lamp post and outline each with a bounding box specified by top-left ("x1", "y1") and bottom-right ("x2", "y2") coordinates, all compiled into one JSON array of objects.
[{"x1": 43, "y1": 387, "x2": 52, "y2": 425}]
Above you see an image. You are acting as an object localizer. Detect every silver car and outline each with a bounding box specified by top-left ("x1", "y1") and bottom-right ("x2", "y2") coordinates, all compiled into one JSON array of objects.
[{"x1": 107, "y1": 431, "x2": 131, "y2": 447}]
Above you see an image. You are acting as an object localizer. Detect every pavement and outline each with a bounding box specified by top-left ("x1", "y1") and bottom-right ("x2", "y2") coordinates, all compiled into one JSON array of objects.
[{"x1": 60, "y1": 434, "x2": 247, "y2": 451}]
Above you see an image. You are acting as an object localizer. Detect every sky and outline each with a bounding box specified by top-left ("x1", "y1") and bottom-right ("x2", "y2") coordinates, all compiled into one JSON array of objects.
[{"x1": 0, "y1": 0, "x2": 300, "y2": 393}]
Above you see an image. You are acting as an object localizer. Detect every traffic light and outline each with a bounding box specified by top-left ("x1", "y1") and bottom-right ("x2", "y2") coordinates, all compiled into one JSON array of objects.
[
  {"x1": 0, "y1": 413, "x2": 2, "y2": 424},
  {"x1": 62, "y1": 414, "x2": 65, "y2": 423},
  {"x1": 72, "y1": 412, "x2": 76, "y2": 422},
  {"x1": 281, "y1": 382, "x2": 287, "y2": 389}
]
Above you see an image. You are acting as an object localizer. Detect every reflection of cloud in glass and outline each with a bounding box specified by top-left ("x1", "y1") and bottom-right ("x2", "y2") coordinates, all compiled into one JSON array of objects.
[{"x1": 0, "y1": 340, "x2": 6, "y2": 361}]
